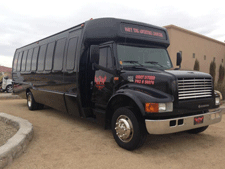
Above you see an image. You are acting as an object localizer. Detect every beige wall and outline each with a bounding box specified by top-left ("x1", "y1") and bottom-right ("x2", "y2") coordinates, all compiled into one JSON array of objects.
[{"x1": 164, "y1": 25, "x2": 225, "y2": 83}]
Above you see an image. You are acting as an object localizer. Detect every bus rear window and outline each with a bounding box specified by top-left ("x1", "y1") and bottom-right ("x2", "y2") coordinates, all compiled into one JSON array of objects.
[
  {"x1": 66, "y1": 38, "x2": 78, "y2": 70},
  {"x1": 38, "y1": 45, "x2": 47, "y2": 71},
  {"x1": 31, "y1": 47, "x2": 39, "y2": 71},
  {"x1": 53, "y1": 38, "x2": 66, "y2": 71},
  {"x1": 26, "y1": 49, "x2": 34, "y2": 72},
  {"x1": 21, "y1": 50, "x2": 28, "y2": 72},
  {"x1": 17, "y1": 52, "x2": 23, "y2": 72},
  {"x1": 45, "y1": 42, "x2": 55, "y2": 71},
  {"x1": 13, "y1": 52, "x2": 19, "y2": 72}
]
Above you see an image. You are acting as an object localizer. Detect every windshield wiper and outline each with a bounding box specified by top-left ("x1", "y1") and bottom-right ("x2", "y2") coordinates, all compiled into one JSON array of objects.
[
  {"x1": 145, "y1": 61, "x2": 164, "y2": 68},
  {"x1": 123, "y1": 60, "x2": 144, "y2": 67}
]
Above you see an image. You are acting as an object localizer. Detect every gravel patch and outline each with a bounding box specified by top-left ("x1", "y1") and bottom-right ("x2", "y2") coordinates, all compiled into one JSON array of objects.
[
  {"x1": 0, "y1": 113, "x2": 33, "y2": 169},
  {"x1": 0, "y1": 121, "x2": 18, "y2": 147}
]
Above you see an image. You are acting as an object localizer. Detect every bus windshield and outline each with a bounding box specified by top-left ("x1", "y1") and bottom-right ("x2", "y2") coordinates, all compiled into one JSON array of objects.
[{"x1": 117, "y1": 44, "x2": 172, "y2": 70}]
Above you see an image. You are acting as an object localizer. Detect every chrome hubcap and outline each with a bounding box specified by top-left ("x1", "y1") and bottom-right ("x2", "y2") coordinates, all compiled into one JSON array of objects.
[
  {"x1": 27, "y1": 95, "x2": 32, "y2": 107},
  {"x1": 115, "y1": 115, "x2": 133, "y2": 142}
]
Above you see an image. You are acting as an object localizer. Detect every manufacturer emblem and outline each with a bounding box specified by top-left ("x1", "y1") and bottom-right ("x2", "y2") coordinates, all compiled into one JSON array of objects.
[{"x1": 198, "y1": 104, "x2": 209, "y2": 108}]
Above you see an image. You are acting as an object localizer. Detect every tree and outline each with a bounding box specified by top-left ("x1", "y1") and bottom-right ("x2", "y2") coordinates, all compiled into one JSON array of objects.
[
  {"x1": 193, "y1": 59, "x2": 200, "y2": 71},
  {"x1": 218, "y1": 64, "x2": 225, "y2": 83},
  {"x1": 209, "y1": 61, "x2": 216, "y2": 84}
]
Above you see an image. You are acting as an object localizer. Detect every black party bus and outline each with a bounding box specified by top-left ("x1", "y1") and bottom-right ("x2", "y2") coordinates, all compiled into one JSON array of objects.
[{"x1": 12, "y1": 18, "x2": 222, "y2": 150}]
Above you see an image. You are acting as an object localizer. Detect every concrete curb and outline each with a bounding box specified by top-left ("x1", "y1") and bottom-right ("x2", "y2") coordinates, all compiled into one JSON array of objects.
[
  {"x1": 0, "y1": 113, "x2": 33, "y2": 169},
  {"x1": 0, "y1": 93, "x2": 21, "y2": 100}
]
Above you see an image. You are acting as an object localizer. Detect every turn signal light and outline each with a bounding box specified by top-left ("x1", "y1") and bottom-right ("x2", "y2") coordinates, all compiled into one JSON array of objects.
[
  {"x1": 145, "y1": 102, "x2": 173, "y2": 113},
  {"x1": 145, "y1": 103, "x2": 159, "y2": 113}
]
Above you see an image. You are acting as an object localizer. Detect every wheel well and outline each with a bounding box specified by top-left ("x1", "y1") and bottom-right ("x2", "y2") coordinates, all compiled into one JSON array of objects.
[
  {"x1": 26, "y1": 88, "x2": 31, "y2": 98},
  {"x1": 105, "y1": 95, "x2": 143, "y2": 129}
]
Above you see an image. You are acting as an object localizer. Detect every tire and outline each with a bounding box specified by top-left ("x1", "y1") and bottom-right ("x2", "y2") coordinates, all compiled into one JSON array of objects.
[
  {"x1": 187, "y1": 126, "x2": 209, "y2": 134},
  {"x1": 27, "y1": 92, "x2": 39, "y2": 110},
  {"x1": 6, "y1": 85, "x2": 13, "y2": 93},
  {"x1": 111, "y1": 107, "x2": 147, "y2": 150}
]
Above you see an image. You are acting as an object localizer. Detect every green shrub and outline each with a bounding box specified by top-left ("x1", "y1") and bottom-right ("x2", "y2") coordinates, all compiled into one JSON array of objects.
[
  {"x1": 193, "y1": 59, "x2": 200, "y2": 71},
  {"x1": 218, "y1": 64, "x2": 225, "y2": 83},
  {"x1": 209, "y1": 61, "x2": 216, "y2": 84}
]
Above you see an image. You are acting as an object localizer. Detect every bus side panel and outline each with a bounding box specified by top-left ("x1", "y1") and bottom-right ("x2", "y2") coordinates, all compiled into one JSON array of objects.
[
  {"x1": 32, "y1": 89, "x2": 67, "y2": 113},
  {"x1": 30, "y1": 72, "x2": 67, "y2": 112},
  {"x1": 64, "y1": 94, "x2": 81, "y2": 116}
]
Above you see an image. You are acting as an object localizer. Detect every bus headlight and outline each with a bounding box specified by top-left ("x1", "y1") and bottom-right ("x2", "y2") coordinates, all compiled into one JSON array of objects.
[
  {"x1": 145, "y1": 102, "x2": 173, "y2": 113},
  {"x1": 215, "y1": 97, "x2": 220, "y2": 105}
]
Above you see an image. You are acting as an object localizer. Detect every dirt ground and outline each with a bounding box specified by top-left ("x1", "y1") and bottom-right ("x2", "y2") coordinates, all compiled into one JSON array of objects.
[
  {"x1": 0, "y1": 99, "x2": 225, "y2": 169},
  {"x1": 0, "y1": 121, "x2": 17, "y2": 146}
]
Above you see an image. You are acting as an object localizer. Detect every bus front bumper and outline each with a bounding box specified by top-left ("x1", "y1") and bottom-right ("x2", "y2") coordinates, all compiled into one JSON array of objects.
[{"x1": 145, "y1": 108, "x2": 222, "y2": 135}]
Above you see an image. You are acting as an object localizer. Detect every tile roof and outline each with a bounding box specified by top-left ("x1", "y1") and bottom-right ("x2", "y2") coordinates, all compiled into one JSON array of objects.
[{"x1": 0, "y1": 66, "x2": 12, "y2": 73}]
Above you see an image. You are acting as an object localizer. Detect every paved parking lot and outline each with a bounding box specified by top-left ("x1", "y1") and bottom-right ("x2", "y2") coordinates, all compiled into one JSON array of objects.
[
  {"x1": 0, "y1": 93, "x2": 20, "y2": 100},
  {"x1": 1, "y1": 99, "x2": 225, "y2": 169}
]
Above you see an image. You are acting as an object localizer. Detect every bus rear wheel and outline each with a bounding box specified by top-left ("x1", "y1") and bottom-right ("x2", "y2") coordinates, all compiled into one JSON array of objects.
[{"x1": 27, "y1": 92, "x2": 44, "y2": 110}]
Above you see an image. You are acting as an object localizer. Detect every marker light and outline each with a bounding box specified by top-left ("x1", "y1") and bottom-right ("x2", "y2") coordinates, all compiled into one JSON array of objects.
[
  {"x1": 145, "y1": 102, "x2": 173, "y2": 113},
  {"x1": 114, "y1": 77, "x2": 119, "y2": 81},
  {"x1": 145, "y1": 103, "x2": 158, "y2": 113}
]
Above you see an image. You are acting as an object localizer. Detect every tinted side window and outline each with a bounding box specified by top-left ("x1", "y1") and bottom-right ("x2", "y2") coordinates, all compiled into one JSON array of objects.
[
  {"x1": 99, "y1": 48, "x2": 107, "y2": 67},
  {"x1": 107, "y1": 48, "x2": 113, "y2": 69},
  {"x1": 17, "y1": 52, "x2": 23, "y2": 72},
  {"x1": 99, "y1": 47, "x2": 113, "y2": 69},
  {"x1": 38, "y1": 44, "x2": 47, "y2": 71},
  {"x1": 66, "y1": 38, "x2": 78, "y2": 70},
  {"x1": 32, "y1": 47, "x2": 39, "y2": 71},
  {"x1": 45, "y1": 42, "x2": 55, "y2": 71},
  {"x1": 53, "y1": 38, "x2": 66, "y2": 71},
  {"x1": 26, "y1": 49, "x2": 33, "y2": 72},
  {"x1": 21, "y1": 50, "x2": 28, "y2": 72},
  {"x1": 13, "y1": 52, "x2": 19, "y2": 72}
]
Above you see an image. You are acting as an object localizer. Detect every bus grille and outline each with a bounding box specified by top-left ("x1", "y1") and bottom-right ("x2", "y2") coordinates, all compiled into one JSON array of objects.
[{"x1": 178, "y1": 78, "x2": 213, "y2": 100}]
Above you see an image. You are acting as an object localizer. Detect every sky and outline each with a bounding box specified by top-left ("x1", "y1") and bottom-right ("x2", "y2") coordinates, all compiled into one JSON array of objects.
[{"x1": 0, "y1": 0, "x2": 225, "y2": 68}]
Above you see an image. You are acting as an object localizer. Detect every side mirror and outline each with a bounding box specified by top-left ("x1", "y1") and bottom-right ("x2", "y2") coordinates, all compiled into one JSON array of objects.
[{"x1": 176, "y1": 52, "x2": 182, "y2": 69}]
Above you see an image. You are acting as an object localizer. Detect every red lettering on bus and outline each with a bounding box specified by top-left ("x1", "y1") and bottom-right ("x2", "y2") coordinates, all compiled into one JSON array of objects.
[
  {"x1": 135, "y1": 75, "x2": 145, "y2": 79},
  {"x1": 125, "y1": 27, "x2": 133, "y2": 32},
  {"x1": 144, "y1": 76, "x2": 155, "y2": 80},
  {"x1": 135, "y1": 80, "x2": 142, "y2": 84},
  {"x1": 133, "y1": 28, "x2": 139, "y2": 33},
  {"x1": 140, "y1": 29, "x2": 152, "y2": 35},
  {"x1": 135, "y1": 75, "x2": 155, "y2": 85},
  {"x1": 153, "y1": 32, "x2": 163, "y2": 37},
  {"x1": 144, "y1": 80, "x2": 154, "y2": 85}
]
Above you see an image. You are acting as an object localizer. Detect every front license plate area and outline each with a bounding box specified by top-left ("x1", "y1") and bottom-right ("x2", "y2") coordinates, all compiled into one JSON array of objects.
[{"x1": 194, "y1": 116, "x2": 204, "y2": 125}]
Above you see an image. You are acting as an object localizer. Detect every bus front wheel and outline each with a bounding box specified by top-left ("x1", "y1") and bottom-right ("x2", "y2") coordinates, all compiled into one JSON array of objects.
[{"x1": 111, "y1": 107, "x2": 147, "y2": 150}]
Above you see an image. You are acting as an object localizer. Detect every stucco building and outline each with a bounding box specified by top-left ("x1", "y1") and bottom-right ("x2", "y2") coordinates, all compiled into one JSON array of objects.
[{"x1": 164, "y1": 25, "x2": 225, "y2": 83}]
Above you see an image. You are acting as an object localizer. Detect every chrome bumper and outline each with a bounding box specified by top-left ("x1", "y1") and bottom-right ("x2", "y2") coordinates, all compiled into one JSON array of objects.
[{"x1": 145, "y1": 108, "x2": 222, "y2": 135}]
